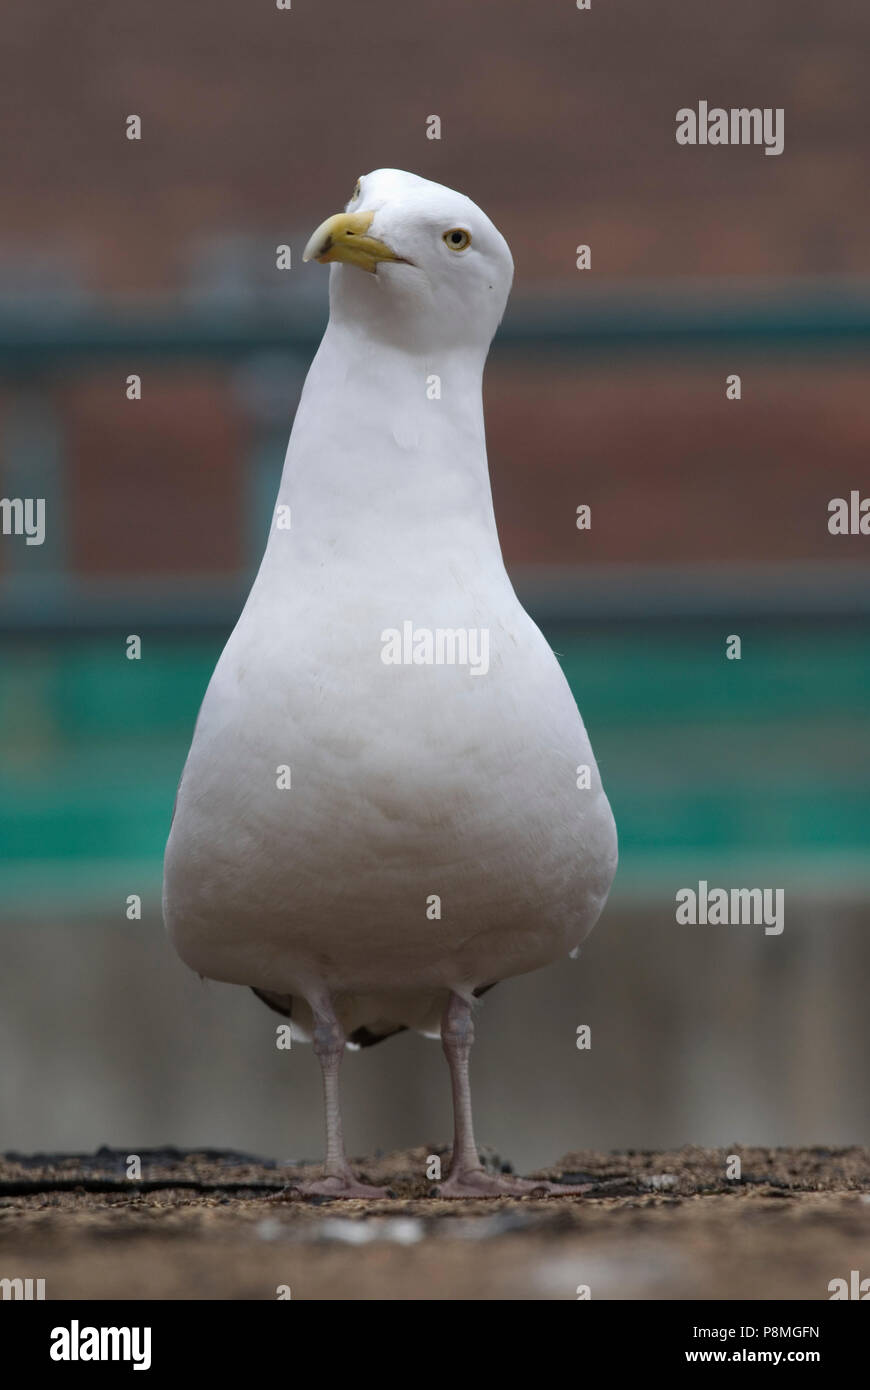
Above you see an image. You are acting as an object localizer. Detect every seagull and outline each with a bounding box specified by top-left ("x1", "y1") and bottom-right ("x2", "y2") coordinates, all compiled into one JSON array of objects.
[{"x1": 163, "y1": 169, "x2": 618, "y2": 1197}]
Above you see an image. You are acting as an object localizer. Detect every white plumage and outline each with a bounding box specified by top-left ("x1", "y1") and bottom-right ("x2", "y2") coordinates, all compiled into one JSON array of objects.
[{"x1": 163, "y1": 169, "x2": 617, "y2": 1197}]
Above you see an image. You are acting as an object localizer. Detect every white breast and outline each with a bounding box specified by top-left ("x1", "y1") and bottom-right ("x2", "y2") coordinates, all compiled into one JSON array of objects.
[{"x1": 163, "y1": 562, "x2": 617, "y2": 1004}]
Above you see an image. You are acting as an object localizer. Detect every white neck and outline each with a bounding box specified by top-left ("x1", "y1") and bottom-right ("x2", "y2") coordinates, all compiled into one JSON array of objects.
[{"x1": 265, "y1": 318, "x2": 504, "y2": 574}]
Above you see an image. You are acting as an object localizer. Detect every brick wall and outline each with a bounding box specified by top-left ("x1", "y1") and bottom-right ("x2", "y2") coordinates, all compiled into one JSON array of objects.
[{"x1": 1, "y1": 0, "x2": 867, "y2": 575}]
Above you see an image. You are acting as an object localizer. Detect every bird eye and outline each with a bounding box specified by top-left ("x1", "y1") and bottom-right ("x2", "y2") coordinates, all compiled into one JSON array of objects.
[
  {"x1": 443, "y1": 228, "x2": 471, "y2": 252},
  {"x1": 351, "y1": 179, "x2": 362, "y2": 202}
]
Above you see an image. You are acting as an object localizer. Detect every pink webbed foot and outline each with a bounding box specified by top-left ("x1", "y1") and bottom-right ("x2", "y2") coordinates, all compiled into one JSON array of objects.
[
  {"x1": 431, "y1": 1169, "x2": 593, "y2": 1198},
  {"x1": 282, "y1": 1171, "x2": 392, "y2": 1200}
]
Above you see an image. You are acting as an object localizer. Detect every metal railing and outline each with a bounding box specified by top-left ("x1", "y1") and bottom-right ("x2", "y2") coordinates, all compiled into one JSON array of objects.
[{"x1": 3, "y1": 278, "x2": 870, "y2": 632}]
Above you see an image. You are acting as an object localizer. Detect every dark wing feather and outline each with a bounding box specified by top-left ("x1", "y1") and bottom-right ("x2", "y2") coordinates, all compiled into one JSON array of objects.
[
  {"x1": 251, "y1": 987, "x2": 294, "y2": 1018},
  {"x1": 250, "y1": 983, "x2": 497, "y2": 1046}
]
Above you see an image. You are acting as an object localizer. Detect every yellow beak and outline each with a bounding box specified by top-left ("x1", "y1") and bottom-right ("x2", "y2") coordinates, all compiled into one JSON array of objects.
[{"x1": 302, "y1": 210, "x2": 406, "y2": 273}]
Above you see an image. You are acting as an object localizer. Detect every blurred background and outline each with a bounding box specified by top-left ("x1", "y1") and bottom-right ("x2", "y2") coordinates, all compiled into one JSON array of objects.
[{"x1": 1, "y1": 0, "x2": 868, "y2": 1170}]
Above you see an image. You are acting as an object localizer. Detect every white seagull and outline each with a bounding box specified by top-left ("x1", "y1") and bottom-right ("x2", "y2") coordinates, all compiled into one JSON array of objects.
[{"x1": 163, "y1": 169, "x2": 618, "y2": 1197}]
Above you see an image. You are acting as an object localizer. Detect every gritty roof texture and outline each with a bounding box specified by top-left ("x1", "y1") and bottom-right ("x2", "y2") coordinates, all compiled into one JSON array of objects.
[{"x1": 2, "y1": 1146, "x2": 868, "y2": 1300}]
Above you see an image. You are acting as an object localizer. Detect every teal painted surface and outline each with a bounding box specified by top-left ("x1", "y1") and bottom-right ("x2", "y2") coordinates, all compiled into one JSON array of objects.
[
  {"x1": 1, "y1": 623, "x2": 867, "y2": 910},
  {"x1": 554, "y1": 624, "x2": 870, "y2": 867}
]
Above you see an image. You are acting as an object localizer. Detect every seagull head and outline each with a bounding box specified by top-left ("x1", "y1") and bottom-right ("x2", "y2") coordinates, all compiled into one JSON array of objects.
[{"x1": 302, "y1": 169, "x2": 514, "y2": 353}]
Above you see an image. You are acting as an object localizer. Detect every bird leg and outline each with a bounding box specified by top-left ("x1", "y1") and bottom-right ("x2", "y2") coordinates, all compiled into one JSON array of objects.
[
  {"x1": 435, "y1": 990, "x2": 592, "y2": 1198},
  {"x1": 285, "y1": 997, "x2": 390, "y2": 1199}
]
